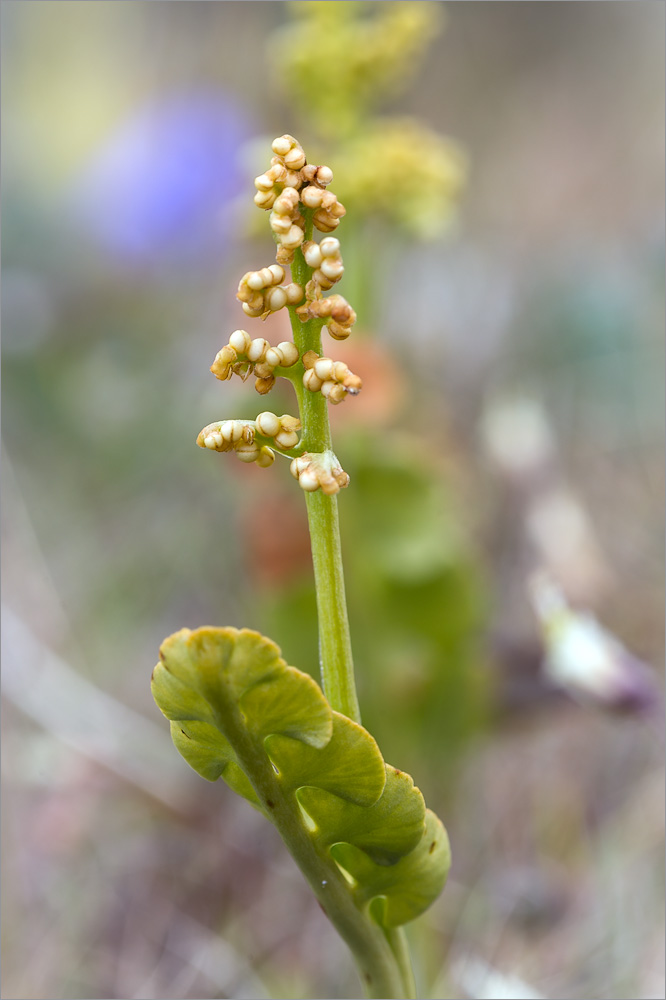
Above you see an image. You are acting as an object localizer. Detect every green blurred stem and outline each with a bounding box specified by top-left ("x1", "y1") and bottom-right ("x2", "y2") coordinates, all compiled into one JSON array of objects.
[
  {"x1": 288, "y1": 242, "x2": 361, "y2": 726},
  {"x1": 385, "y1": 926, "x2": 417, "y2": 1000}
]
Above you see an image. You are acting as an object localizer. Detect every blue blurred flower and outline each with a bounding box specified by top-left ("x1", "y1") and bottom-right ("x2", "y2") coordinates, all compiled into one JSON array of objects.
[{"x1": 74, "y1": 92, "x2": 252, "y2": 267}]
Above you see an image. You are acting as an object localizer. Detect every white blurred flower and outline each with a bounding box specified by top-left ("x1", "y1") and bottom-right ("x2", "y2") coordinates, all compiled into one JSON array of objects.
[
  {"x1": 452, "y1": 954, "x2": 545, "y2": 1000},
  {"x1": 529, "y1": 571, "x2": 658, "y2": 713}
]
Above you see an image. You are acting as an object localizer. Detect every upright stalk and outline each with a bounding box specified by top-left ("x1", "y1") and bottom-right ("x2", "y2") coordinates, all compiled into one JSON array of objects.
[
  {"x1": 180, "y1": 135, "x2": 452, "y2": 999},
  {"x1": 288, "y1": 243, "x2": 361, "y2": 723},
  {"x1": 287, "y1": 230, "x2": 412, "y2": 999},
  {"x1": 304, "y1": 489, "x2": 359, "y2": 722}
]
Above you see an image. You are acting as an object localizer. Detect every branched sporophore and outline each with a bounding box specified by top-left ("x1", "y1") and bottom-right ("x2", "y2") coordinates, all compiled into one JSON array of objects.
[
  {"x1": 152, "y1": 627, "x2": 450, "y2": 934},
  {"x1": 196, "y1": 411, "x2": 302, "y2": 467},
  {"x1": 154, "y1": 135, "x2": 451, "y2": 998},
  {"x1": 195, "y1": 133, "x2": 363, "y2": 496}
]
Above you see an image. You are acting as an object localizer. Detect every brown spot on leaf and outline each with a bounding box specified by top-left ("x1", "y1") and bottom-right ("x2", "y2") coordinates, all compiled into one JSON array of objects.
[
  {"x1": 363, "y1": 972, "x2": 372, "y2": 985},
  {"x1": 180, "y1": 729, "x2": 192, "y2": 739},
  {"x1": 266, "y1": 799, "x2": 275, "y2": 809},
  {"x1": 429, "y1": 840, "x2": 436, "y2": 853}
]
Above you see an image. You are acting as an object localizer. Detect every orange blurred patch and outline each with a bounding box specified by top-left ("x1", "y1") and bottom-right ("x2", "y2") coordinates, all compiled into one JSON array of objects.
[
  {"x1": 239, "y1": 486, "x2": 312, "y2": 588},
  {"x1": 325, "y1": 335, "x2": 406, "y2": 429}
]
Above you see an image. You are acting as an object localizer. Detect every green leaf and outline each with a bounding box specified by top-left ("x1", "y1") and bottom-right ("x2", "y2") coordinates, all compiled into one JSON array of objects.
[
  {"x1": 171, "y1": 720, "x2": 263, "y2": 808},
  {"x1": 331, "y1": 810, "x2": 451, "y2": 927},
  {"x1": 297, "y1": 766, "x2": 425, "y2": 863},
  {"x1": 152, "y1": 626, "x2": 450, "y2": 929},
  {"x1": 170, "y1": 719, "x2": 234, "y2": 781},
  {"x1": 265, "y1": 712, "x2": 385, "y2": 807},
  {"x1": 240, "y1": 666, "x2": 331, "y2": 747}
]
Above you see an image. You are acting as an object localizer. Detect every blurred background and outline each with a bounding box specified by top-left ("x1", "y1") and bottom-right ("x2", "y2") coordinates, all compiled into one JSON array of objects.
[{"x1": 2, "y1": 3, "x2": 664, "y2": 998}]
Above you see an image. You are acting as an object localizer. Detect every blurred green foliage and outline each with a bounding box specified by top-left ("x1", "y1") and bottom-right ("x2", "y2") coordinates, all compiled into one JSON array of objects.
[
  {"x1": 275, "y1": 1, "x2": 443, "y2": 138},
  {"x1": 272, "y1": 1, "x2": 466, "y2": 247}
]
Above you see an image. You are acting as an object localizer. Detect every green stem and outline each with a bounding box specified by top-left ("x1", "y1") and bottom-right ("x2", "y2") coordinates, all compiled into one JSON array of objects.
[
  {"x1": 285, "y1": 241, "x2": 413, "y2": 998},
  {"x1": 386, "y1": 927, "x2": 417, "y2": 1000},
  {"x1": 225, "y1": 693, "x2": 413, "y2": 998},
  {"x1": 304, "y1": 488, "x2": 359, "y2": 723},
  {"x1": 288, "y1": 247, "x2": 361, "y2": 725}
]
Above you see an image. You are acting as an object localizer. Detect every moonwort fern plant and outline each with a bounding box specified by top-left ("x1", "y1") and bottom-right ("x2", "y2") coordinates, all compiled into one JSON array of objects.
[{"x1": 151, "y1": 135, "x2": 450, "y2": 1000}]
